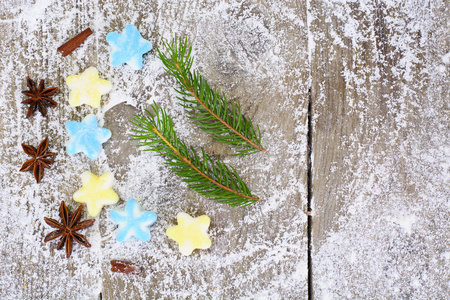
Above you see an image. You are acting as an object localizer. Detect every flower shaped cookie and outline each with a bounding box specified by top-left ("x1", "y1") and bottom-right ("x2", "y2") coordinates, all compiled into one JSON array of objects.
[
  {"x1": 73, "y1": 171, "x2": 119, "y2": 217},
  {"x1": 166, "y1": 212, "x2": 211, "y2": 256},
  {"x1": 66, "y1": 67, "x2": 112, "y2": 108}
]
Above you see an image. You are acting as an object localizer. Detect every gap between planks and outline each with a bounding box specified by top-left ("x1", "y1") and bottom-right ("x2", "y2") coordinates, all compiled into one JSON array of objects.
[{"x1": 307, "y1": 87, "x2": 313, "y2": 300}]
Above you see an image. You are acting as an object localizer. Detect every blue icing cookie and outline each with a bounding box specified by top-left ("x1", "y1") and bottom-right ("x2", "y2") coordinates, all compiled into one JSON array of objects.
[
  {"x1": 65, "y1": 114, "x2": 111, "y2": 160},
  {"x1": 106, "y1": 24, "x2": 152, "y2": 70},
  {"x1": 110, "y1": 198, "x2": 157, "y2": 242}
]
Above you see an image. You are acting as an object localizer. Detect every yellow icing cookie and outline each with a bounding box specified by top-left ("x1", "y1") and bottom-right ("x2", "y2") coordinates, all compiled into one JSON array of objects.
[
  {"x1": 66, "y1": 67, "x2": 112, "y2": 108},
  {"x1": 73, "y1": 171, "x2": 119, "y2": 217},
  {"x1": 166, "y1": 212, "x2": 211, "y2": 256}
]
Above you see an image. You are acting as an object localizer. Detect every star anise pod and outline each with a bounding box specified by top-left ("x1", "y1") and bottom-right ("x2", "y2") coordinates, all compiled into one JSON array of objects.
[
  {"x1": 22, "y1": 76, "x2": 58, "y2": 117},
  {"x1": 44, "y1": 201, "x2": 95, "y2": 259},
  {"x1": 19, "y1": 137, "x2": 56, "y2": 183}
]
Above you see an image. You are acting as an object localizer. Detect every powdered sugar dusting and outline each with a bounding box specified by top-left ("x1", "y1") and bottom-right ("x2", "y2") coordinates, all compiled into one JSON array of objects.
[
  {"x1": 0, "y1": 0, "x2": 308, "y2": 298},
  {"x1": 312, "y1": 0, "x2": 449, "y2": 298}
]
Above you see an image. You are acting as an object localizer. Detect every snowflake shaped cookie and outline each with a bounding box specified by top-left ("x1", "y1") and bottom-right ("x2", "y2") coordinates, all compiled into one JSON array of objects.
[
  {"x1": 65, "y1": 114, "x2": 111, "y2": 160},
  {"x1": 110, "y1": 198, "x2": 157, "y2": 242},
  {"x1": 106, "y1": 24, "x2": 152, "y2": 70}
]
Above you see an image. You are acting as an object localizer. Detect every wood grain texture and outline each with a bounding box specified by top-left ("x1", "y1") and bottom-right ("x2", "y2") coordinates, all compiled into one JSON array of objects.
[
  {"x1": 0, "y1": 1, "x2": 102, "y2": 299},
  {"x1": 311, "y1": 0, "x2": 449, "y2": 298},
  {"x1": 99, "y1": 0, "x2": 309, "y2": 299},
  {"x1": 0, "y1": 0, "x2": 308, "y2": 299}
]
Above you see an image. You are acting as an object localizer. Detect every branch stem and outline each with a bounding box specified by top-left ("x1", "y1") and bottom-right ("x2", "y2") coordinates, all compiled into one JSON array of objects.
[
  {"x1": 175, "y1": 63, "x2": 266, "y2": 153},
  {"x1": 151, "y1": 125, "x2": 260, "y2": 201}
]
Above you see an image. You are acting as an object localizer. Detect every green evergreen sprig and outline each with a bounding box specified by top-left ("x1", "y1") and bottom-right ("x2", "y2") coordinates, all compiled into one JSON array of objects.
[
  {"x1": 157, "y1": 37, "x2": 266, "y2": 156},
  {"x1": 130, "y1": 102, "x2": 259, "y2": 207}
]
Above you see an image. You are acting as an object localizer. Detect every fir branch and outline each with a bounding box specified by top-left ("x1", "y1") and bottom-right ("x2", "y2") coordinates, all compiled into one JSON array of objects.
[
  {"x1": 157, "y1": 37, "x2": 266, "y2": 156},
  {"x1": 130, "y1": 102, "x2": 259, "y2": 207}
]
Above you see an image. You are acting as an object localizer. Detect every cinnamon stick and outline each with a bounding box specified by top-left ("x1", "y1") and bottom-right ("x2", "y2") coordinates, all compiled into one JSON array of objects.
[
  {"x1": 110, "y1": 260, "x2": 141, "y2": 275},
  {"x1": 57, "y1": 28, "x2": 93, "y2": 57}
]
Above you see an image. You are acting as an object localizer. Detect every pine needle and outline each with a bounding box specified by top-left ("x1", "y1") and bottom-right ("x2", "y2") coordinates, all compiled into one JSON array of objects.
[
  {"x1": 130, "y1": 102, "x2": 260, "y2": 207},
  {"x1": 158, "y1": 37, "x2": 266, "y2": 156}
]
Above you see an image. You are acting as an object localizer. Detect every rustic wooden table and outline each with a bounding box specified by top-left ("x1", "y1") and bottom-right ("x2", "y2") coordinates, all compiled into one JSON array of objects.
[{"x1": 0, "y1": 0, "x2": 448, "y2": 299}]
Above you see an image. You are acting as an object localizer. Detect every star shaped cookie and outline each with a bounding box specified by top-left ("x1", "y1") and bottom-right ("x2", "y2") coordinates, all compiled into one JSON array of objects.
[
  {"x1": 106, "y1": 24, "x2": 152, "y2": 70},
  {"x1": 66, "y1": 67, "x2": 112, "y2": 108},
  {"x1": 65, "y1": 114, "x2": 111, "y2": 160},
  {"x1": 110, "y1": 198, "x2": 157, "y2": 242},
  {"x1": 166, "y1": 212, "x2": 211, "y2": 256},
  {"x1": 73, "y1": 171, "x2": 119, "y2": 217}
]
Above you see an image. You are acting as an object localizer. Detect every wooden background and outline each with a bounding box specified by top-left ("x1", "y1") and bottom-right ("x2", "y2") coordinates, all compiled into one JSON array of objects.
[{"x1": 0, "y1": 0, "x2": 448, "y2": 299}]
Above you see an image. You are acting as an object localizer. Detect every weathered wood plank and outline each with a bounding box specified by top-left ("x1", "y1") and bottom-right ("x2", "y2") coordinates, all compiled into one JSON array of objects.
[
  {"x1": 311, "y1": 0, "x2": 449, "y2": 298},
  {"x1": 0, "y1": 1, "x2": 103, "y2": 299},
  {"x1": 99, "y1": 0, "x2": 309, "y2": 298},
  {"x1": 1, "y1": 0, "x2": 309, "y2": 299}
]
